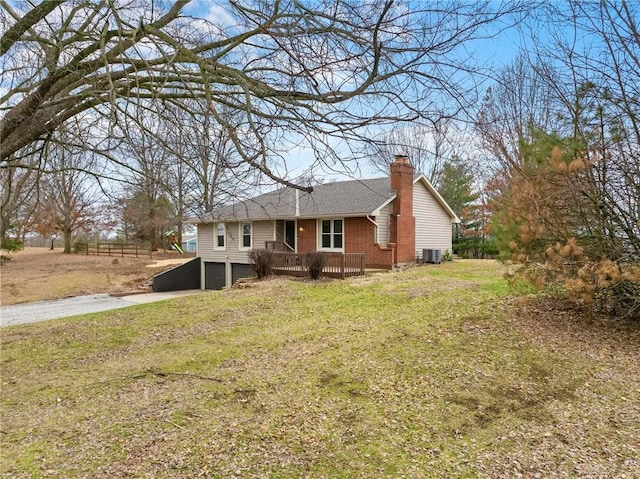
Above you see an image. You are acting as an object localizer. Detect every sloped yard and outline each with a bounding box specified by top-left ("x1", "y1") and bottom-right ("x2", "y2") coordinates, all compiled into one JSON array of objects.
[
  {"x1": 1, "y1": 261, "x2": 639, "y2": 478},
  {"x1": 0, "y1": 247, "x2": 193, "y2": 305}
]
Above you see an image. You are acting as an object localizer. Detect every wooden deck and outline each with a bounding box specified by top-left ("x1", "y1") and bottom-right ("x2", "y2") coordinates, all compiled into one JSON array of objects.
[{"x1": 270, "y1": 252, "x2": 365, "y2": 279}]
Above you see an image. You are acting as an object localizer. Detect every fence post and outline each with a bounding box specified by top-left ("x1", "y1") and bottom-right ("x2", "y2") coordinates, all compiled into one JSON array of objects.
[{"x1": 341, "y1": 253, "x2": 346, "y2": 279}]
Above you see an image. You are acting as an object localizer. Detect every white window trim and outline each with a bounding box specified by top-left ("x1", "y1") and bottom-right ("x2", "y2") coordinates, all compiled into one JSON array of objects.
[
  {"x1": 239, "y1": 221, "x2": 252, "y2": 250},
  {"x1": 317, "y1": 218, "x2": 344, "y2": 252},
  {"x1": 214, "y1": 222, "x2": 226, "y2": 251}
]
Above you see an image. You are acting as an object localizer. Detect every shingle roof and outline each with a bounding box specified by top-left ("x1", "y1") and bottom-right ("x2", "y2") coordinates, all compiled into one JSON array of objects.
[{"x1": 200, "y1": 177, "x2": 395, "y2": 222}]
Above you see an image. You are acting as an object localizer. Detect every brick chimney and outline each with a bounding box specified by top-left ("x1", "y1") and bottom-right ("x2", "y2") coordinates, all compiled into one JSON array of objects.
[{"x1": 390, "y1": 155, "x2": 415, "y2": 264}]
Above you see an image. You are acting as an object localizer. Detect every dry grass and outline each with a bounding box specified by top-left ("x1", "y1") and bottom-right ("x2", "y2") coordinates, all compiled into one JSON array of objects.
[
  {"x1": 0, "y1": 247, "x2": 193, "y2": 305},
  {"x1": 1, "y1": 260, "x2": 639, "y2": 478}
]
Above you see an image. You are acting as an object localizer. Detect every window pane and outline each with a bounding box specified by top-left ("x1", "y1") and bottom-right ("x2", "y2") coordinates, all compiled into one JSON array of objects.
[
  {"x1": 322, "y1": 220, "x2": 331, "y2": 234},
  {"x1": 322, "y1": 234, "x2": 331, "y2": 248},
  {"x1": 217, "y1": 224, "x2": 225, "y2": 247},
  {"x1": 333, "y1": 220, "x2": 342, "y2": 234},
  {"x1": 334, "y1": 234, "x2": 342, "y2": 248},
  {"x1": 242, "y1": 222, "x2": 251, "y2": 247}
]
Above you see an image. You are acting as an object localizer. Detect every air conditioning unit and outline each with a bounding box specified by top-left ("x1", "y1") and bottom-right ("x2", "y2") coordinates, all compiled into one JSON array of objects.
[{"x1": 423, "y1": 249, "x2": 442, "y2": 264}]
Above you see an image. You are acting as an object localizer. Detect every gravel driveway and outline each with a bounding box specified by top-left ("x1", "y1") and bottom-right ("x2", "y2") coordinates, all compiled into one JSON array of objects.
[{"x1": 0, "y1": 290, "x2": 204, "y2": 327}]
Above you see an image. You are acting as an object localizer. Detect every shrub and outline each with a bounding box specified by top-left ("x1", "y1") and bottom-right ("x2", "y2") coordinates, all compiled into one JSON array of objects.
[
  {"x1": 1, "y1": 238, "x2": 24, "y2": 263},
  {"x1": 545, "y1": 242, "x2": 640, "y2": 319},
  {"x1": 489, "y1": 135, "x2": 640, "y2": 320},
  {"x1": 303, "y1": 251, "x2": 328, "y2": 280},
  {"x1": 248, "y1": 249, "x2": 274, "y2": 279}
]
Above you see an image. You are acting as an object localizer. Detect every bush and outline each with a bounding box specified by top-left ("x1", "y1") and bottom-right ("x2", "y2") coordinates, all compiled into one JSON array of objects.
[
  {"x1": 303, "y1": 251, "x2": 328, "y2": 280},
  {"x1": 1, "y1": 238, "x2": 24, "y2": 263},
  {"x1": 489, "y1": 137, "x2": 640, "y2": 320},
  {"x1": 545, "y1": 243, "x2": 640, "y2": 319},
  {"x1": 248, "y1": 249, "x2": 274, "y2": 279}
]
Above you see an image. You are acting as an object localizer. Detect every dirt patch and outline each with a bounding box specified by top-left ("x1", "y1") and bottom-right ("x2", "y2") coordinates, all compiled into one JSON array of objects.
[{"x1": 0, "y1": 247, "x2": 195, "y2": 305}]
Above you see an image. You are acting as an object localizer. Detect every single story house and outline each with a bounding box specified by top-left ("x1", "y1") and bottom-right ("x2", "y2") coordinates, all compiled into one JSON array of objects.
[{"x1": 190, "y1": 156, "x2": 460, "y2": 289}]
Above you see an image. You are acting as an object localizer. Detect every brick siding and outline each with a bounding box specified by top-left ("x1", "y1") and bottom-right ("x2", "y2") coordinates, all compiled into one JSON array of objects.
[
  {"x1": 293, "y1": 216, "x2": 394, "y2": 269},
  {"x1": 390, "y1": 158, "x2": 416, "y2": 264},
  {"x1": 296, "y1": 218, "x2": 317, "y2": 253},
  {"x1": 345, "y1": 217, "x2": 394, "y2": 269}
]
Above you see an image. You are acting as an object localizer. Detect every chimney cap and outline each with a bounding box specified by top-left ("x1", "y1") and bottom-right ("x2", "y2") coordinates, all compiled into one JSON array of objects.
[{"x1": 393, "y1": 154, "x2": 409, "y2": 164}]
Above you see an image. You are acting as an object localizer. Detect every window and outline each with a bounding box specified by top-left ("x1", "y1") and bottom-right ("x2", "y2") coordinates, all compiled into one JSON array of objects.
[
  {"x1": 320, "y1": 219, "x2": 343, "y2": 250},
  {"x1": 240, "y1": 222, "x2": 252, "y2": 249},
  {"x1": 215, "y1": 223, "x2": 226, "y2": 250}
]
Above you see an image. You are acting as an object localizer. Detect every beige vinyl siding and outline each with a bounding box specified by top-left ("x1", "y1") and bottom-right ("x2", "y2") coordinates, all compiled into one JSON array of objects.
[
  {"x1": 253, "y1": 220, "x2": 276, "y2": 254},
  {"x1": 413, "y1": 182, "x2": 453, "y2": 252},
  {"x1": 218, "y1": 221, "x2": 249, "y2": 263},
  {"x1": 198, "y1": 222, "x2": 234, "y2": 261},
  {"x1": 198, "y1": 221, "x2": 275, "y2": 263},
  {"x1": 197, "y1": 223, "x2": 215, "y2": 260},
  {"x1": 377, "y1": 203, "x2": 393, "y2": 246},
  {"x1": 223, "y1": 222, "x2": 243, "y2": 262}
]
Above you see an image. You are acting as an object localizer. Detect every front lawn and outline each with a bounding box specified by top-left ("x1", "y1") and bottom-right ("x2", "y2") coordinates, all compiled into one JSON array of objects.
[{"x1": 1, "y1": 260, "x2": 638, "y2": 478}]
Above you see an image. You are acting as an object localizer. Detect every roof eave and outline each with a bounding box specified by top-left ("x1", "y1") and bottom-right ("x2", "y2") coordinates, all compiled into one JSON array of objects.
[
  {"x1": 192, "y1": 212, "x2": 387, "y2": 223},
  {"x1": 371, "y1": 195, "x2": 396, "y2": 217}
]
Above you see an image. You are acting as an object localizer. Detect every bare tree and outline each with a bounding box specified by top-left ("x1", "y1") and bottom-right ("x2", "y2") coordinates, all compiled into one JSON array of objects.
[
  {"x1": 475, "y1": 54, "x2": 562, "y2": 175},
  {"x1": 1, "y1": 0, "x2": 524, "y2": 191},
  {"x1": 105, "y1": 100, "x2": 253, "y2": 243},
  {"x1": 366, "y1": 118, "x2": 465, "y2": 187},
  {"x1": 0, "y1": 157, "x2": 40, "y2": 243},
  {"x1": 111, "y1": 111, "x2": 175, "y2": 249},
  {"x1": 32, "y1": 135, "x2": 101, "y2": 253},
  {"x1": 161, "y1": 101, "x2": 257, "y2": 216}
]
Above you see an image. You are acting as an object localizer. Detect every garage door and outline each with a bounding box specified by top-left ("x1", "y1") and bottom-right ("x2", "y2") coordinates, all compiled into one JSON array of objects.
[
  {"x1": 204, "y1": 262, "x2": 226, "y2": 290},
  {"x1": 232, "y1": 263, "x2": 254, "y2": 285}
]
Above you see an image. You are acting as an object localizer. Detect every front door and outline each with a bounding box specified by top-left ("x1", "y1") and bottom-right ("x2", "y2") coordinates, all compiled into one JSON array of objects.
[{"x1": 284, "y1": 220, "x2": 296, "y2": 251}]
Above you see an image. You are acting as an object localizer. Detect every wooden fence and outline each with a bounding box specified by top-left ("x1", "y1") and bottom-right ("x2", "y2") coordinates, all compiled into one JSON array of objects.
[
  {"x1": 271, "y1": 251, "x2": 365, "y2": 279},
  {"x1": 74, "y1": 241, "x2": 152, "y2": 258}
]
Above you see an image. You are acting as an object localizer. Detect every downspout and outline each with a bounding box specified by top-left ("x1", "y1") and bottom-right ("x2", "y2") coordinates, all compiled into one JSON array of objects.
[
  {"x1": 366, "y1": 215, "x2": 379, "y2": 244},
  {"x1": 295, "y1": 189, "x2": 300, "y2": 217}
]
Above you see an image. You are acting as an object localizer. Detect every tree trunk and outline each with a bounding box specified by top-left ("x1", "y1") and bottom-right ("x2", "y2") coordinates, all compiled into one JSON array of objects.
[{"x1": 63, "y1": 229, "x2": 72, "y2": 253}]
